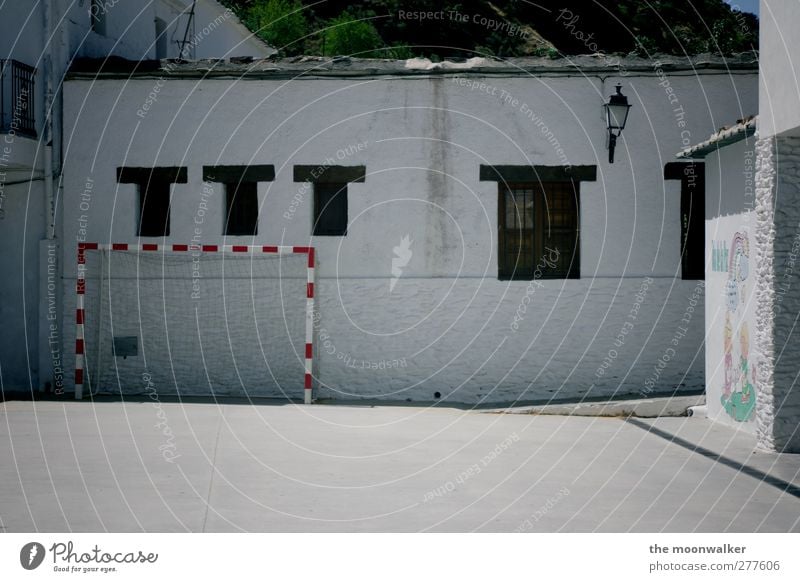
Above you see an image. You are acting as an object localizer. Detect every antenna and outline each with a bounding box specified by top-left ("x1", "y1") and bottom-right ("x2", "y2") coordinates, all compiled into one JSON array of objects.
[{"x1": 177, "y1": 0, "x2": 197, "y2": 60}]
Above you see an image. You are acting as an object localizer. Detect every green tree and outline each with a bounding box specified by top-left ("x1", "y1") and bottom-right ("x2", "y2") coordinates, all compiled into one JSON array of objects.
[
  {"x1": 322, "y1": 11, "x2": 385, "y2": 57},
  {"x1": 246, "y1": 0, "x2": 308, "y2": 54}
]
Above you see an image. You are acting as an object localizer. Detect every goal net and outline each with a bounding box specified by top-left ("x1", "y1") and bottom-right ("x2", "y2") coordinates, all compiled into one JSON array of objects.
[{"x1": 75, "y1": 244, "x2": 314, "y2": 402}]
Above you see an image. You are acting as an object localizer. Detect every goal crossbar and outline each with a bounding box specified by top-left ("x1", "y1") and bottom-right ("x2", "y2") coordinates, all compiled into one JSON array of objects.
[{"x1": 75, "y1": 242, "x2": 315, "y2": 403}]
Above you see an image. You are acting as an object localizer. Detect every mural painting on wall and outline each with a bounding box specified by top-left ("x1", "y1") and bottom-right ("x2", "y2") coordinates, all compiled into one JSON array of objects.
[
  {"x1": 720, "y1": 232, "x2": 756, "y2": 422},
  {"x1": 712, "y1": 240, "x2": 729, "y2": 272}
]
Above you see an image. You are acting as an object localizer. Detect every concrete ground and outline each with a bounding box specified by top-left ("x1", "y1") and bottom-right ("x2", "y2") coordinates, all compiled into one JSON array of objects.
[
  {"x1": 1, "y1": 399, "x2": 799, "y2": 532},
  {"x1": 485, "y1": 394, "x2": 705, "y2": 417}
]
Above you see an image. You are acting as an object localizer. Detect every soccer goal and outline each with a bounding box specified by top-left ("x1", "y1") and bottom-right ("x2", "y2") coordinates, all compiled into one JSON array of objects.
[{"x1": 74, "y1": 243, "x2": 315, "y2": 403}]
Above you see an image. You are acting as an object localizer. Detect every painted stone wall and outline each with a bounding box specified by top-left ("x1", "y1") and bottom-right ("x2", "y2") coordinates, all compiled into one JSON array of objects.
[
  {"x1": 313, "y1": 277, "x2": 704, "y2": 403},
  {"x1": 58, "y1": 68, "x2": 757, "y2": 402},
  {"x1": 758, "y1": 0, "x2": 800, "y2": 138},
  {"x1": 754, "y1": 135, "x2": 800, "y2": 452},
  {"x1": 704, "y1": 139, "x2": 758, "y2": 431},
  {"x1": 0, "y1": 0, "x2": 271, "y2": 393}
]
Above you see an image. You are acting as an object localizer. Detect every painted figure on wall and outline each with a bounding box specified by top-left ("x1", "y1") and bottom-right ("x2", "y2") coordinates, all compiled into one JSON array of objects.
[
  {"x1": 720, "y1": 231, "x2": 756, "y2": 422},
  {"x1": 712, "y1": 240, "x2": 729, "y2": 272},
  {"x1": 730, "y1": 232, "x2": 749, "y2": 282},
  {"x1": 722, "y1": 322, "x2": 757, "y2": 421},
  {"x1": 722, "y1": 315, "x2": 733, "y2": 401}
]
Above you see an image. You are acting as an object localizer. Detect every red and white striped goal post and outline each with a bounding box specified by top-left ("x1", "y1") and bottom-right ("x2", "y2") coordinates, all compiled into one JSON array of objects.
[{"x1": 75, "y1": 242, "x2": 316, "y2": 404}]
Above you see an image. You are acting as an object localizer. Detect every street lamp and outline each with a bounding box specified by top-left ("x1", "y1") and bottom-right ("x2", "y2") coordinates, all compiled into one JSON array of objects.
[{"x1": 604, "y1": 84, "x2": 632, "y2": 164}]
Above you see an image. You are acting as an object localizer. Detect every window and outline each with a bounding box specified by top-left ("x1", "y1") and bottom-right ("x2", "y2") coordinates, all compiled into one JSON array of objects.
[
  {"x1": 225, "y1": 182, "x2": 259, "y2": 236},
  {"x1": 314, "y1": 183, "x2": 348, "y2": 236},
  {"x1": 138, "y1": 181, "x2": 171, "y2": 237},
  {"x1": 118, "y1": 167, "x2": 187, "y2": 237},
  {"x1": 680, "y1": 163, "x2": 705, "y2": 280},
  {"x1": 202, "y1": 165, "x2": 273, "y2": 235},
  {"x1": 90, "y1": 0, "x2": 107, "y2": 35},
  {"x1": 294, "y1": 165, "x2": 364, "y2": 236},
  {"x1": 0, "y1": 60, "x2": 36, "y2": 138},
  {"x1": 480, "y1": 165, "x2": 592, "y2": 280},
  {"x1": 498, "y1": 181, "x2": 579, "y2": 279}
]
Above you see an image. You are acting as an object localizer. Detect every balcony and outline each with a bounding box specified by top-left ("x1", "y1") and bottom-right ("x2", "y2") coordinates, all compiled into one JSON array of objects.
[{"x1": 1, "y1": 59, "x2": 36, "y2": 139}]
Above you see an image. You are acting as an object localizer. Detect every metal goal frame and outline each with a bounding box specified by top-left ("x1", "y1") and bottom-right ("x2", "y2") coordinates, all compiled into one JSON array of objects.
[{"x1": 75, "y1": 242, "x2": 315, "y2": 403}]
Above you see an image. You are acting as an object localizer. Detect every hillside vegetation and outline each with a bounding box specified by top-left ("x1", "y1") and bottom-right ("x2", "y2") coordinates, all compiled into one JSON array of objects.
[{"x1": 222, "y1": 0, "x2": 758, "y2": 59}]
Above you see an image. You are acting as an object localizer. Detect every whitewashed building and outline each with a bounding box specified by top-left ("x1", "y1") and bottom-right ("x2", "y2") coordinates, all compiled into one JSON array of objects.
[
  {"x1": 677, "y1": 119, "x2": 757, "y2": 432},
  {"x1": 53, "y1": 54, "x2": 758, "y2": 404},
  {"x1": 753, "y1": 0, "x2": 800, "y2": 453},
  {"x1": 0, "y1": 0, "x2": 272, "y2": 394},
  {"x1": 676, "y1": 0, "x2": 800, "y2": 453}
]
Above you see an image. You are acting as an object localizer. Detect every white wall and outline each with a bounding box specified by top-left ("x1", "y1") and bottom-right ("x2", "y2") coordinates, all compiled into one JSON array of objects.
[
  {"x1": 191, "y1": 0, "x2": 273, "y2": 59},
  {"x1": 0, "y1": 0, "x2": 271, "y2": 392},
  {"x1": 1, "y1": 1, "x2": 47, "y2": 391},
  {"x1": 58, "y1": 66, "x2": 757, "y2": 401},
  {"x1": 74, "y1": 0, "x2": 272, "y2": 61},
  {"x1": 759, "y1": 0, "x2": 800, "y2": 138},
  {"x1": 751, "y1": 0, "x2": 800, "y2": 451},
  {"x1": 0, "y1": 0, "x2": 46, "y2": 142},
  {"x1": 1, "y1": 0, "x2": 271, "y2": 139},
  {"x1": 704, "y1": 138, "x2": 758, "y2": 432},
  {"x1": 752, "y1": 135, "x2": 800, "y2": 452},
  {"x1": 0, "y1": 183, "x2": 46, "y2": 389}
]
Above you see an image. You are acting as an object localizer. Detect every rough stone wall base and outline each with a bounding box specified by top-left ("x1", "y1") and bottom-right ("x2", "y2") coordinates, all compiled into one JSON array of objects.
[{"x1": 755, "y1": 135, "x2": 800, "y2": 452}]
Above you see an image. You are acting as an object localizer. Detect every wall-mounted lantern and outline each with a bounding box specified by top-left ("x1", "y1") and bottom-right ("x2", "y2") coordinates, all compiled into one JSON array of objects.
[{"x1": 604, "y1": 84, "x2": 632, "y2": 163}]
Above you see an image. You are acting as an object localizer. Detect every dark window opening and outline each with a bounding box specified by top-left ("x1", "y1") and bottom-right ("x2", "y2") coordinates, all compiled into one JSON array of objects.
[
  {"x1": 498, "y1": 181, "x2": 579, "y2": 280},
  {"x1": 225, "y1": 182, "x2": 259, "y2": 236},
  {"x1": 117, "y1": 167, "x2": 185, "y2": 237},
  {"x1": 680, "y1": 164, "x2": 705, "y2": 280},
  {"x1": 314, "y1": 183, "x2": 348, "y2": 236},
  {"x1": 138, "y1": 181, "x2": 171, "y2": 237}
]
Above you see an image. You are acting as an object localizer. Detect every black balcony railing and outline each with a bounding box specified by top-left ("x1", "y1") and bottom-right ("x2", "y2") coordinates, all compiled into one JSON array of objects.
[{"x1": 1, "y1": 59, "x2": 36, "y2": 138}]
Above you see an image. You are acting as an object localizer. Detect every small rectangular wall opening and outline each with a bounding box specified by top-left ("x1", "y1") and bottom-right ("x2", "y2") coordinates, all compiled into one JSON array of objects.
[
  {"x1": 313, "y1": 183, "x2": 348, "y2": 236},
  {"x1": 225, "y1": 182, "x2": 259, "y2": 235},
  {"x1": 138, "y1": 181, "x2": 172, "y2": 237},
  {"x1": 667, "y1": 162, "x2": 705, "y2": 280}
]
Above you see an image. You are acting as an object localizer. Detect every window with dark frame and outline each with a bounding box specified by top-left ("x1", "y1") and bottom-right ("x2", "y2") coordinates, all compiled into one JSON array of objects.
[
  {"x1": 202, "y1": 165, "x2": 274, "y2": 236},
  {"x1": 680, "y1": 163, "x2": 705, "y2": 280},
  {"x1": 225, "y1": 181, "x2": 259, "y2": 236},
  {"x1": 498, "y1": 181, "x2": 580, "y2": 280},
  {"x1": 138, "y1": 180, "x2": 172, "y2": 237},
  {"x1": 118, "y1": 167, "x2": 186, "y2": 238},
  {"x1": 313, "y1": 182, "x2": 348, "y2": 236},
  {"x1": 293, "y1": 165, "x2": 363, "y2": 236}
]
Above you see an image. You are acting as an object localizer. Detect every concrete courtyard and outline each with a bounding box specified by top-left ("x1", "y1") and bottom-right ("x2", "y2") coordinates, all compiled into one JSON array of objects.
[{"x1": 1, "y1": 399, "x2": 798, "y2": 532}]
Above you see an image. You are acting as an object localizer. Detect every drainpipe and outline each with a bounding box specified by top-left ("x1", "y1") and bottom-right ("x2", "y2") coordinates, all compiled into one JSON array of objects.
[
  {"x1": 43, "y1": 133, "x2": 54, "y2": 237},
  {"x1": 38, "y1": 0, "x2": 59, "y2": 396},
  {"x1": 43, "y1": 0, "x2": 56, "y2": 239}
]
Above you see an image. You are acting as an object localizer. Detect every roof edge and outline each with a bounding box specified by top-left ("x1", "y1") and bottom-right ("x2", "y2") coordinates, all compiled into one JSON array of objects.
[
  {"x1": 66, "y1": 53, "x2": 759, "y2": 80},
  {"x1": 676, "y1": 117, "x2": 757, "y2": 159}
]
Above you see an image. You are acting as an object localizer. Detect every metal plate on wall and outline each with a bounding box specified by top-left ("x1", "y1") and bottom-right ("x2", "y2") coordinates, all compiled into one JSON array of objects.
[{"x1": 113, "y1": 336, "x2": 138, "y2": 358}]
